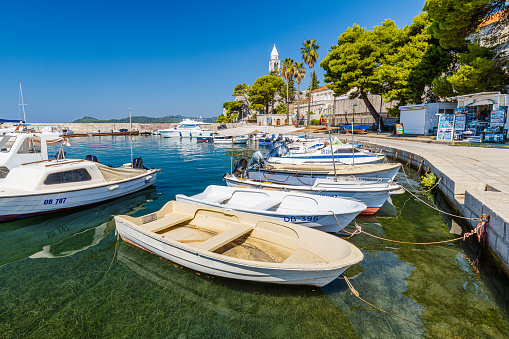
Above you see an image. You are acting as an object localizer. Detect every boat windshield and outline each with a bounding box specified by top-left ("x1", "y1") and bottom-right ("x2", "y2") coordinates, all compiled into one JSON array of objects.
[
  {"x1": 0, "y1": 135, "x2": 17, "y2": 153},
  {"x1": 180, "y1": 124, "x2": 199, "y2": 129},
  {"x1": 334, "y1": 148, "x2": 361, "y2": 154},
  {"x1": 17, "y1": 136, "x2": 41, "y2": 154}
]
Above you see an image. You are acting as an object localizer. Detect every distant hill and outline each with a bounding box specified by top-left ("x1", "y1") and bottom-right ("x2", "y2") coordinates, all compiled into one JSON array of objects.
[{"x1": 72, "y1": 115, "x2": 217, "y2": 123}]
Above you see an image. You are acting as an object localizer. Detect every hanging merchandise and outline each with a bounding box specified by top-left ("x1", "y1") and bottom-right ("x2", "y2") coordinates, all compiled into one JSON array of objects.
[{"x1": 483, "y1": 109, "x2": 507, "y2": 142}]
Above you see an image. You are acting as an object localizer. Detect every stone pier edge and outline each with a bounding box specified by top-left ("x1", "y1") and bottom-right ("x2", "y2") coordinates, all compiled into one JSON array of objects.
[{"x1": 362, "y1": 141, "x2": 509, "y2": 276}]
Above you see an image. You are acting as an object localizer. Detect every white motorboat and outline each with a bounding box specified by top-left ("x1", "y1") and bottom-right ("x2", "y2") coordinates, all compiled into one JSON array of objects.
[
  {"x1": 213, "y1": 136, "x2": 249, "y2": 144},
  {"x1": 176, "y1": 185, "x2": 366, "y2": 232},
  {"x1": 114, "y1": 201, "x2": 364, "y2": 286},
  {"x1": 268, "y1": 142, "x2": 385, "y2": 165},
  {"x1": 159, "y1": 119, "x2": 213, "y2": 138},
  {"x1": 249, "y1": 163, "x2": 402, "y2": 184},
  {"x1": 0, "y1": 158, "x2": 158, "y2": 221},
  {"x1": 0, "y1": 132, "x2": 65, "y2": 179},
  {"x1": 224, "y1": 173, "x2": 401, "y2": 215}
]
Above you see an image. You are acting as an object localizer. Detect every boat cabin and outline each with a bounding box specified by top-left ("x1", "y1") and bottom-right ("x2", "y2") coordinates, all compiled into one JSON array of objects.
[
  {"x1": 0, "y1": 132, "x2": 63, "y2": 178},
  {"x1": 1, "y1": 160, "x2": 146, "y2": 192}
]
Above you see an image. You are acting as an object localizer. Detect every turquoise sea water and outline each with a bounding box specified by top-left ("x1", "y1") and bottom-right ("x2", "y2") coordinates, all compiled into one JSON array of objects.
[{"x1": 0, "y1": 136, "x2": 508, "y2": 338}]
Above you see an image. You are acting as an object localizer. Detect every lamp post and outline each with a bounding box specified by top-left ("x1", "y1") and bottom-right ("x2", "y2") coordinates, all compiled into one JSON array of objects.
[
  {"x1": 352, "y1": 103, "x2": 357, "y2": 166},
  {"x1": 129, "y1": 108, "x2": 133, "y2": 165}
]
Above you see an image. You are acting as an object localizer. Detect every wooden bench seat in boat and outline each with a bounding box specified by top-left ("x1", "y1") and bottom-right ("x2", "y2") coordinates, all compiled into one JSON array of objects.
[
  {"x1": 283, "y1": 248, "x2": 327, "y2": 264},
  {"x1": 143, "y1": 213, "x2": 193, "y2": 233},
  {"x1": 194, "y1": 224, "x2": 254, "y2": 252}
]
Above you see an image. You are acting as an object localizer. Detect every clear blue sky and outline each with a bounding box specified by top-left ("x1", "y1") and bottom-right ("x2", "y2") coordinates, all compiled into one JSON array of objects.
[{"x1": 0, "y1": 0, "x2": 425, "y2": 122}]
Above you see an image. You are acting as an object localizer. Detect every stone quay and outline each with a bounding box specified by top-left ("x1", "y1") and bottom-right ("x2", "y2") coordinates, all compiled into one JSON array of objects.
[{"x1": 353, "y1": 135, "x2": 509, "y2": 275}]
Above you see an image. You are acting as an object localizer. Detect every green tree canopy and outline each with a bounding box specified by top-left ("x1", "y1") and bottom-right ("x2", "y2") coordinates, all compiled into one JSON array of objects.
[
  {"x1": 321, "y1": 15, "x2": 451, "y2": 120},
  {"x1": 248, "y1": 75, "x2": 285, "y2": 114},
  {"x1": 433, "y1": 43, "x2": 509, "y2": 96},
  {"x1": 218, "y1": 101, "x2": 244, "y2": 123},
  {"x1": 424, "y1": 0, "x2": 507, "y2": 49}
]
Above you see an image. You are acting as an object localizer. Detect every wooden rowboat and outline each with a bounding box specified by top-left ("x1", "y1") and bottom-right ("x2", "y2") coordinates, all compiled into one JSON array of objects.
[{"x1": 114, "y1": 201, "x2": 363, "y2": 286}]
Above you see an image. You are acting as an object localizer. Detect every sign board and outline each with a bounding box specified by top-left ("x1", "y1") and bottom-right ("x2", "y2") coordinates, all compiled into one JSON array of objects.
[
  {"x1": 436, "y1": 114, "x2": 454, "y2": 141},
  {"x1": 453, "y1": 114, "x2": 466, "y2": 131},
  {"x1": 395, "y1": 123, "x2": 404, "y2": 135}
]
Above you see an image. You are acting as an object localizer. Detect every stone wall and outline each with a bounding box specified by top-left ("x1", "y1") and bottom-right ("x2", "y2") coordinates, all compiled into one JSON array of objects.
[{"x1": 27, "y1": 122, "x2": 249, "y2": 134}]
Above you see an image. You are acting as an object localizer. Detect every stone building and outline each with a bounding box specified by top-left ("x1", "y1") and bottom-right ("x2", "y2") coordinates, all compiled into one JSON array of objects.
[
  {"x1": 468, "y1": 9, "x2": 509, "y2": 58},
  {"x1": 292, "y1": 86, "x2": 396, "y2": 126},
  {"x1": 256, "y1": 114, "x2": 293, "y2": 126}
]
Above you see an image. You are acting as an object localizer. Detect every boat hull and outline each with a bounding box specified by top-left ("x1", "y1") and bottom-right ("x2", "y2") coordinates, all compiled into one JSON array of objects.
[
  {"x1": 268, "y1": 154, "x2": 385, "y2": 165},
  {"x1": 159, "y1": 129, "x2": 214, "y2": 138},
  {"x1": 225, "y1": 176, "x2": 396, "y2": 214},
  {"x1": 249, "y1": 166, "x2": 400, "y2": 184},
  {"x1": 115, "y1": 220, "x2": 351, "y2": 286},
  {"x1": 176, "y1": 195, "x2": 362, "y2": 233},
  {"x1": 0, "y1": 170, "x2": 158, "y2": 221}
]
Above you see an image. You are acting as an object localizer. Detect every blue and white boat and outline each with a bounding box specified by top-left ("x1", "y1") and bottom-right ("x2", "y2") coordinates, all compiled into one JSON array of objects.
[{"x1": 268, "y1": 142, "x2": 385, "y2": 165}]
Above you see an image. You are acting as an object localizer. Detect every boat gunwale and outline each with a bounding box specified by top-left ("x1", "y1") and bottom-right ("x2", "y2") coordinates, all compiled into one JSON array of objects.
[{"x1": 224, "y1": 175, "x2": 401, "y2": 193}]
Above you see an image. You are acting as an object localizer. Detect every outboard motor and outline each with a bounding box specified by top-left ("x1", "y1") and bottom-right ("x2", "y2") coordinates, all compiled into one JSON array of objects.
[
  {"x1": 132, "y1": 157, "x2": 147, "y2": 169},
  {"x1": 232, "y1": 158, "x2": 248, "y2": 177},
  {"x1": 85, "y1": 154, "x2": 99, "y2": 163},
  {"x1": 55, "y1": 150, "x2": 66, "y2": 160},
  {"x1": 248, "y1": 150, "x2": 265, "y2": 169}
]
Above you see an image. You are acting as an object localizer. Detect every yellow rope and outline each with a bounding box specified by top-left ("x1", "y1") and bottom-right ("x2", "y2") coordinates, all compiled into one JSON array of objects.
[
  {"x1": 103, "y1": 232, "x2": 120, "y2": 279},
  {"x1": 331, "y1": 212, "x2": 487, "y2": 246},
  {"x1": 341, "y1": 276, "x2": 457, "y2": 338}
]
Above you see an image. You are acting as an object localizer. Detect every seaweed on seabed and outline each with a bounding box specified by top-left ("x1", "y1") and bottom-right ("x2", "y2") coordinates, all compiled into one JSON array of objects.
[{"x1": 420, "y1": 172, "x2": 438, "y2": 199}]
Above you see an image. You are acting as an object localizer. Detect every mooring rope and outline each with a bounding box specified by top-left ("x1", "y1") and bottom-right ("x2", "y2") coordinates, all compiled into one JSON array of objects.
[
  {"x1": 103, "y1": 232, "x2": 120, "y2": 279},
  {"x1": 331, "y1": 212, "x2": 487, "y2": 246},
  {"x1": 341, "y1": 275, "x2": 457, "y2": 338}
]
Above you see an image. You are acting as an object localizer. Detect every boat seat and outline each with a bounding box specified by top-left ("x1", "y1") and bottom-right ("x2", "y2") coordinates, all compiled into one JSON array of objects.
[
  {"x1": 143, "y1": 213, "x2": 193, "y2": 233},
  {"x1": 283, "y1": 248, "x2": 327, "y2": 264},
  {"x1": 195, "y1": 224, "x2": 254, "y2": 252},
  {"x1": 250, "y1": 199, "x2": 280, "y2": 211}
]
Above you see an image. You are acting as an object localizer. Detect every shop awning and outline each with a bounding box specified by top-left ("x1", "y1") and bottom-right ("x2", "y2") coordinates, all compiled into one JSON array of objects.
[{"x1": 466, "y1": 99, "x2": 495, "y2": 107}]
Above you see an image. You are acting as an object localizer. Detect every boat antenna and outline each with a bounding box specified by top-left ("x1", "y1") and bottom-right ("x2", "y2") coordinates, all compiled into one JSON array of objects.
[
  {"x1": 327, "y1": 121, "x2": 338, "y2": 182},
  {"x1": 129, "y1": 108, "x2": 133, "y2": 166},
  {"x1": 19, "y1": 82, "x2": 27, "y2": 125}
]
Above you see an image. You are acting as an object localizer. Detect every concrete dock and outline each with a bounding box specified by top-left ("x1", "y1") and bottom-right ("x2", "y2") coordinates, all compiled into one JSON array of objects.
[{"x1": 352, "y1": 135, "x2": 509, "y2": 273}]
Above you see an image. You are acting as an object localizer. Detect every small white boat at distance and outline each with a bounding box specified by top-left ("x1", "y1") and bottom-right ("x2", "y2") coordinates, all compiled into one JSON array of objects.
[
  {"x1": 114, "y1": 201, "x2": 364, "y2": 286},
  {"x1": 159, "y1": 119, "x2": 213, "y2": 138},
  {"x1": 0, "y1": 158, "x2": 158, "y2": 221},
  {"x1": 176, "y1": 185, "x2": 366, "y2": 232},
  {"x1": 213, "y1": 136, "x2": 249, "y2": 144},
  {"x1": 224, "y1": 173, "x2": 401, "y2": 215}
]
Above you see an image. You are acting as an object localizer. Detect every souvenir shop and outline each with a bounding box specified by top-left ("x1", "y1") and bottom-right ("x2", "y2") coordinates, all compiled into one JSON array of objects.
[{"x1": 436, "y1": 92, "x2": 509, "y2": 142}]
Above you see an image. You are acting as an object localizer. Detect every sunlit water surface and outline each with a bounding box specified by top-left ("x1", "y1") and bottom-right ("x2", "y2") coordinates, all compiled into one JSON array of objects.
[{"x1": 0, "y1": 136, "x2": 508, "y2": 338}]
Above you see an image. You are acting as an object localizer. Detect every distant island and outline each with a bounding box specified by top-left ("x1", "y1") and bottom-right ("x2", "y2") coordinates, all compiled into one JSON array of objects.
[{"x1": 72, "y1": 115, "x2": 217, "y2": 124}]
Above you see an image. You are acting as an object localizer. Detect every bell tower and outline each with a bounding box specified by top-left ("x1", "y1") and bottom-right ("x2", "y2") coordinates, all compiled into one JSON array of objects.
[{"x1": 269, "y1": 44, "x2": 280, "y2": 73}]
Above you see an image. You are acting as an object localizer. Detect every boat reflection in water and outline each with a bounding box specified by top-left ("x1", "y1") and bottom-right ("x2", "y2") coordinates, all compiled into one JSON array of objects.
[
  {"x1": 116, "y1": 242, "x2": 358, "y2": 337},
  {"x1": 0, "y1": 187, "x2": 158, "y2": 266}
]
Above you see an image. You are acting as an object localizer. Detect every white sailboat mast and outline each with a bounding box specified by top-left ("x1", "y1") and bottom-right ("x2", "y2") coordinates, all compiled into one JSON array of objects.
[{"x1": 18, "y1": 83, "x2": 27, "y2": 124}]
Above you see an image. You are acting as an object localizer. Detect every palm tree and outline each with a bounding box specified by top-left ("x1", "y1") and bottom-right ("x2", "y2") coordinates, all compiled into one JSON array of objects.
[
  {"x1": 281, "y1": 58, "x2": 295, "y2": 125},
  {"x1": 293, "y1": 62, "x2": 306, "y2": 127},
  {"x1": 301, "y1": 39, "x2": 320, "y2": 126}
]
